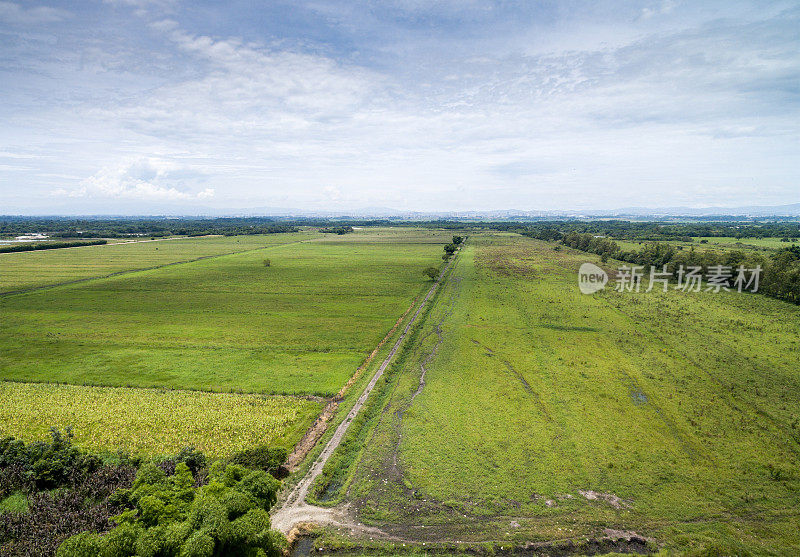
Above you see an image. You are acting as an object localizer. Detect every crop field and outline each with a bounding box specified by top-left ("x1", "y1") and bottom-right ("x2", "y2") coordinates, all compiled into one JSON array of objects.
[
  {"x1": 0, "y1": 382, "x2": 321, "y2": 457},
  {"x1": 340, "y1": 233, "x2": 800, "y2": 554},
  {"x1": 0, "y1": 232, "x2": 312, "y2": 293},
  {"x1": 0, "y1": 229, "x2": 449, "y2": 396}
]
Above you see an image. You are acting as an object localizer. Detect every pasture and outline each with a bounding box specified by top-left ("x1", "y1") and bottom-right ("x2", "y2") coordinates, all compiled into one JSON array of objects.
[
  {"x1": 0, "y1": 229, "x2": 449, "y2": 396},
  {"x1": 617, "y1": 235, "x2": 798, "y2": 254},
  {"x1": 343, "y1": 233, "x2": 800, "y2": 554},
  {"x1": 0, "y1": 232, "x2": 310, "y2": 293}
]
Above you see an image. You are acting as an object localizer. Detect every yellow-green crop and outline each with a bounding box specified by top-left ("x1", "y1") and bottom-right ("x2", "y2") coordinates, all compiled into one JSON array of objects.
[{"x1": 0, "y1": 382, "x2": 322, "y2": 458}]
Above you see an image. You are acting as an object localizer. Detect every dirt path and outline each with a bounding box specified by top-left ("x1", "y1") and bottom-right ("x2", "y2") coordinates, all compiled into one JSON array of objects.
[
  {"x1": 270, "y1": 250, "x2": 459, "y2": 535},
  {"x1": 283, "y1": 298, "x2": 418, "y2": 471}
]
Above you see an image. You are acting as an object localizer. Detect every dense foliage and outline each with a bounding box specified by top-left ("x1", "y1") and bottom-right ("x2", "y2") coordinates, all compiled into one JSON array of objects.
[
  {"x1": 0, "y1": 239, "x2": 106, "y2": 253},
  {"x1": 0, "y1": 428, "x2": 102, "y2": 495},
  {"x1": 522, "y1": 220, "x2": 800, "y2": 241},
  {"x1": 57, "y1": 462, "x2": 284, "y2": 557},
  {"x1": 227, "y1": 445, "x2": 287, "y2": 476},
  {"x1": 0, "y1": 429, "x2": 137, "y2": 556},
  {"x1": 0, "y1": 431, "x2": 287, "y2": 557},
  {"x1": 319, "y1": 226, "x2": 353, "y2": 235},
  {"x1": 0, "y1": 218, "x2": 299, "y2": 239}
]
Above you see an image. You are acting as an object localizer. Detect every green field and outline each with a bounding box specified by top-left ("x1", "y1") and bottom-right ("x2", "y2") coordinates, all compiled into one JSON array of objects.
[
  {"x1": 617, "y1": 235, "x2": 798, "y2": 254},
  {"x1": 0, "y1": 232, "x2": 314, "y2": 293},
  {"x1": 340, "y1": 233, "x2": 800, "y2": 554},
  {"x1": 0, "y1": 382, "x2": 321, "y2": 457},
  {"x1": 0, "y1": 229, "x2": 449, "y2": 396}
]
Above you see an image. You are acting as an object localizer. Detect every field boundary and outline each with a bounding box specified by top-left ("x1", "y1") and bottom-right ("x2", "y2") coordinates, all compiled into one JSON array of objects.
[
  {"x1": 271, "y1": 247, "x2": 461, "y2": 534},
  {"x1": 284, "y1": 296, "x2": 419, "y2": 471}
]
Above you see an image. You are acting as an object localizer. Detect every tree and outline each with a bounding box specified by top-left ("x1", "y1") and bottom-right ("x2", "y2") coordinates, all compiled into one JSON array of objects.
[
  {"x1": 444, "y1": 243, "x2": 457, "y2": 255},
  {"x1": 58, "y1": 462, "x2": 285, "y2": 557},
  {"x1": 452, "y1": 235, "x2": 463, "y2": 245},
  {"x1": 423, "y1": 267, "x2": 439, "y2": 280}
]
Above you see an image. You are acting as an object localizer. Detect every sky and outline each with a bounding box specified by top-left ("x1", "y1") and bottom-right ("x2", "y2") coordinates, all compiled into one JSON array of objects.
[{"x1": 1, "y1": 0, "x2": 799, "y2": 215}]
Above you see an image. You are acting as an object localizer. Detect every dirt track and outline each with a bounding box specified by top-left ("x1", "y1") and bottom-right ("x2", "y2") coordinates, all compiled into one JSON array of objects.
[{"x1": 270, "y1": 250, "x2": 459, "y2": 535}]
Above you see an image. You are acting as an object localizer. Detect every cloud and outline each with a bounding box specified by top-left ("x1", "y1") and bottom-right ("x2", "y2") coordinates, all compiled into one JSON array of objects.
[
  {"x1": 0, "y1": 1, "x2": 70, "y2": 24},
  {"x1": 640, "y1": 0, "x2": 676, "y2": 20},
  {"x1": 3, "y1": 2, "x2": 800, "y2": 213},
  {"x1": 57, "y1": 159, "x2": 214, "y2": 201}
]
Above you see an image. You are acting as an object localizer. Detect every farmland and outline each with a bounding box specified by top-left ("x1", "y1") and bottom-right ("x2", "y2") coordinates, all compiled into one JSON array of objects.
[
  {"x1": 330, "y1": 232, "x2": 800, "y2": 554},
  {"x1": 0, "y1": 232, "x2": 311, "y2": 293},
  {"x1": 3, "y1": 225, "x2": 800, "y2": 554},
  {"x1": 0, "y1": 228, "x2": 450, "y2": 459},
  {"x1": 616, "y1": 236, "x2": 799, "y2": 254},
  {"x1": 0, "y1": 382, "x2": 321, "y2": 457},
  {"x1": 0, "y1": 229, "x2": 449, "y2": 396}
]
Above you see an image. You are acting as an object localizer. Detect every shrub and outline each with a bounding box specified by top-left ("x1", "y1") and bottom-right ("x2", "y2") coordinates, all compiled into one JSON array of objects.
[
  {"x1": 228, "y1": 445, "x2": 286, "y2": 474},
  {"x1": 0, "y1": 427, "x2": 101, "y2": 493},
  {"x1": 58, "y1": 461, "x2": 286, "y2": 556}
]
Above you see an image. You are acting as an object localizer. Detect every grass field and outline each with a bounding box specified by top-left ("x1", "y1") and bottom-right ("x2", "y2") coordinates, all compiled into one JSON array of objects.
[
  {"x1": 0, "y1": 229, "x2": 449, "y2": 396},
  {"x1": 341, "y1": 233, "x2": 800, "y2": 554},
  {"x1": 0, "y1": 382, "x2": 322, "y2": 457},
  {"x1": 617, "y1": 235, "x2": 798, "y2": 254},
  {"x1": 0, "y1": 232, "x2": 311, "y2": 293}
]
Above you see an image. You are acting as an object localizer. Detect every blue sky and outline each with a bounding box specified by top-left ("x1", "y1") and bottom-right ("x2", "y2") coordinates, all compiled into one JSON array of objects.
[{"x1": 1, "y1": 0, "x2": 798, "y2": 214}]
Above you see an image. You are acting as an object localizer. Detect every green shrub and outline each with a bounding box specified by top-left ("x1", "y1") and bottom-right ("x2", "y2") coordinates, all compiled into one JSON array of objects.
[
  {"x1": 228, "y1": 445, "x2": 286, "y2": 474},
  {"x1": 55, "y1": 531, "x2": 106, "y2": 556},
  {"x1": 58, "y1": 461, "x2": 286, "y2": 556},
  {"x1": 0, "y1": 427, "x2": 101, "y2": 492}
]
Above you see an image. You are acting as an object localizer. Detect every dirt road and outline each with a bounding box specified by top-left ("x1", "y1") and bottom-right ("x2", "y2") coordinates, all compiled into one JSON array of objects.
[{"x1": 270, "y1": 250, "x2": 459, "y2": 535}]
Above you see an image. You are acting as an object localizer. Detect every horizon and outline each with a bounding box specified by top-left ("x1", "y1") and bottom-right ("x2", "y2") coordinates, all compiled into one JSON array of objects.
[
  {"x1": 4, "y1": 200, "x2": 800, "y2": 219},
  {"x1": 2, "y1": 1, "x2": 799, "y2": 214}
]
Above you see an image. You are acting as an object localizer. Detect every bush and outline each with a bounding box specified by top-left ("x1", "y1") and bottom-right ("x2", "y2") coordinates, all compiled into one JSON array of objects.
[
  {"x1": 423, "y1": 267, "x2": 439, "y2": 280},
  {"x1": 228, "y1": 445, "x2": 286, "y2": 474},
  {"x1": 58, "y1": 462, "x2": 285, "y2": 556},
  {"x1": 0, "y1": 427, "x2": 101, "y2": 493}
]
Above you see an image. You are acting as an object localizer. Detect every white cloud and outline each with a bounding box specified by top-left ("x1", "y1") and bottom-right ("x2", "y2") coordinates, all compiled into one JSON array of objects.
[
  {"x1": 58, "y1": 159, "x2": 214, "y2": 201},
  {"x1": 0, "y1": 1, "x2": 70, "y2": 24},
  {"x1": 3, "y1": 2, "x2": 800, "y2": 213}
]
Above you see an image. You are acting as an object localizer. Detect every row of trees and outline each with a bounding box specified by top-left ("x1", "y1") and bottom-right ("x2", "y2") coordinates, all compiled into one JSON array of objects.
[
  {"x1": 561, "y1": 232, "x2": 800, "y2": 304},
  {"x1": 0, "y1": 239, "x2": 107, "y2": 253},
  {"x1": 423, "y1": 236, "x2": 465, "y2": 280},
  {"x1": 523, "y1": 220, "x2": 800, "y2": 241}
]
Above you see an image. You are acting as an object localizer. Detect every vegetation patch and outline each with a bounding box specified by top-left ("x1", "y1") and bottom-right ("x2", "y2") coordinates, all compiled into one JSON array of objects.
[
  {"x1": 0, "y1": 382, "x2": 321, "y2": 457},
  {"x1": 0, "y1": 429, "x2": 288, "y2": 556}
]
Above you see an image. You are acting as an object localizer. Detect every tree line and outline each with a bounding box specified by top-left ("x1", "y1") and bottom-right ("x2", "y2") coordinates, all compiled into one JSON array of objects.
[
  {"x1": 559, "y1": 231, "x2": 800, "y2": 304},
  {"x1": 0, "y1": 239, "x2": 107, "y2": 254}
]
